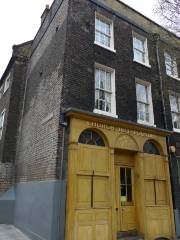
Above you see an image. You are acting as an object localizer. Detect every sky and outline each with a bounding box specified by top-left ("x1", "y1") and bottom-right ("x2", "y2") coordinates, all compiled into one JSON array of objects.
[{"x1": 0, "y1": 0, "x2": 160, "y2": 78}]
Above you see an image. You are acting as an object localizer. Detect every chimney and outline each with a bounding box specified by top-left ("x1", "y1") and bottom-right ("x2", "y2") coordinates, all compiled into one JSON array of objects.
[{"x1": 41, "y1": 4, "x2": 50, "y2": 24}]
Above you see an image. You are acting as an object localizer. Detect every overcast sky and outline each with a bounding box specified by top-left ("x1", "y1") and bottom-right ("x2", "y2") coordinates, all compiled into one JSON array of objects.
[{"x1": 0, "y1": 0, "x2": 160, "y2": 78}]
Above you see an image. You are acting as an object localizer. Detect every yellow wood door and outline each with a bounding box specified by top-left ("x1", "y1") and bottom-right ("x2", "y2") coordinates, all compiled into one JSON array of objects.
[
  {"x1": 74, "y1": 145, "x2": 112, "y2": 240},
  {"x1": 116, "y1": 166, "x2": 136, "y2": 231}
]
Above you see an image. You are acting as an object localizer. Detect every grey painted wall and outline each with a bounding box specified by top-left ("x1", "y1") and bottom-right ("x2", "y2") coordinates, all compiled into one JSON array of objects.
[
  {"x1": 0, "y1": 187, "x2": 15, "y2": 224},
  {"x1": 174, "y1": 209, "x2": 180, "y2": 237},
  {"x1": 14, "y1": 180, "x2": 66, "y2": 240}
]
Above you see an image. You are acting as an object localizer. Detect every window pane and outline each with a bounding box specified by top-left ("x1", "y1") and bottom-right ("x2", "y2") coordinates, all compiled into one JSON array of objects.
[
  {"x1": 99, "y1": 100, "x2": 105, "y2": 111},
  {"x1": 99, "y1": 90, "x2": 105, "y2": 100},
  {"x1": 105, "y1": 93, "x2": 111, "y2": 112},
  {"x1": 134, "y1": 49, "x2": 144, "y2": 63},
  {"x1": 127, "y1": 185, "x2": 132, "y2": 202},
  {"x1": 133, "y1": 37, "x2": 144, "y2": 51},
  {"x1": 95, "y1": 90, "x2": 99, "y2": 109},
  {"x1": 121, "y1": 185, "x2": 126, "y2": 197},
  {"x1": 126, "y1": 169, "x2": 131, "y2": 184},
  {"x1": 95, "y1": 69, "x2": 100, "y2": 88},
  {"x1": 172, "y1": 113, "x2": 180, "y2": 129},
  {"x1": 136, "y1": 84, "x2": 148, "y2": 103},
  {"x1": 120, "y1": 168, "x2": 126, "y2": 185},
  {"x1": 137, "y1": 102, "x2": 149, "y2": 122},
  {"x1": 106, "y1": 72, "x2": 111, "y2": 91},
  {"x1": 170, "y1": 95, "x2": 178, "y2": 112},
  {"x1": 100, "y1": 70, "x2": 105, "y2": 89},
  {"x1": 173, "y1": 60, "x2": 178, "y2": 77}
]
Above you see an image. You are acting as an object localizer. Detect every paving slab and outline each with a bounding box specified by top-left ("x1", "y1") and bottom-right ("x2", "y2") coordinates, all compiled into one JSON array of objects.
[{"x1": 0, "y1": 225, "x2": 31, "y2": 240}]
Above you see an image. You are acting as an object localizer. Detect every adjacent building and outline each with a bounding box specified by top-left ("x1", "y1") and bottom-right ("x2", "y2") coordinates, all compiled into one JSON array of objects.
[{"x1": 0, "y1": 0, "x2": 180, "y2": 239}]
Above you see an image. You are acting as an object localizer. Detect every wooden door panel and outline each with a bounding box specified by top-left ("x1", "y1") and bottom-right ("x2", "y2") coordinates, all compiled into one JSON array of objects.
[
  {"x1": 92, "y1": 148, "x2": 109, "y2": 175},
  {"x1": 76, "y1": 175, "x2": 91, "y2": 208},
  {"x1": 75, "y1": 210, "x2": 111, "y2": 240},
  {"x1": 145, "y1": 180, "x2": 155, "y2": 205},
  {"x1": 78, "y1": 146, "x2": 93, "y2": 174},
  {"x1": 95, "y1": 210, "x2": 110, "y2": 240},
  {"x1": 93, "y1": 176, "x2": 110, "y2": 208},
  {"x1": 76, "y1": 225, "x2": 93, "y2": 240},
  {"x1": 155, "y1": 156, "x2": 166, "y2": 179},
  {"x1": 146, "y1": 207, "x2": 171, "y2": 239},
  {"x1": 121, "y1": 206, "x2": 136, "y2": 231},
  {"x1": 156, "y1": 181, "x2": 167, "y2": 205},
  {"x1": 75, "y1": 211, "x2": 94, "y2": 240},
  {"x1": 143, "y1": 155, "x2": 155, "y2": 179}
]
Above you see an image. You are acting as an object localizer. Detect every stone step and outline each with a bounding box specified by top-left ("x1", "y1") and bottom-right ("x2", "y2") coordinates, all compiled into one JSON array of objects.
[
  {"x1": 117, "y1": 237, "x2": 143, "y2": 240},
  {"x1": 117, "y1": 230, "x2": 144, "y2": 240}
]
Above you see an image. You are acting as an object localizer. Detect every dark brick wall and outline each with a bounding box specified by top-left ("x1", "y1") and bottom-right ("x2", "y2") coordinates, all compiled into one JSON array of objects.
[
  {"x1": 62, "y1": 0, "x2": 165, "y2": 128},
  {"x1": 0, "y1": 42, "x2": 32, "y2": 192},
  {"x1": 15, "y1": 0, "x2": 69, "y2": 182}
]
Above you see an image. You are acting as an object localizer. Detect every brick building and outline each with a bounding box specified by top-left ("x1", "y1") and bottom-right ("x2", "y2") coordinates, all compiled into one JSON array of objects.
[{"x1": 0, "y1": 0, "x2": 180, "y2": 239}]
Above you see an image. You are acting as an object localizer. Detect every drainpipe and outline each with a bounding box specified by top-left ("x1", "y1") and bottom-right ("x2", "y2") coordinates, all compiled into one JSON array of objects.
[{"x1": 153, "y1": 33, "x2": 176, "y2": 207}]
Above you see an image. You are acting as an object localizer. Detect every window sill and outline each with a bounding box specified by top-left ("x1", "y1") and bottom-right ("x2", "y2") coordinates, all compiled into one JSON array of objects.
[
  {"x1": 167, "y1": 74, "x2": 180, "y2": 81},
  {"x1": 133, "y1": 59, "x2": 151, "y2": 68},
  {"x1": 173, "y1": 128, "x2": 180, "y2": 133},
  {"x1": 94, "y1": 41, "x2": 116, "y2": 53},
  {"x1": 137, "y1": 120, "x2": 156, "y2": 127},
  {"x1": 93, "y1": 109, "x2": 118, "y2": 118}
]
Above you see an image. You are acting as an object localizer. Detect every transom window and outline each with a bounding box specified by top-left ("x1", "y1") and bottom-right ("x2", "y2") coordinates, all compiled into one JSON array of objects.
[
  {"x1": 78, "y1": 130, "x2": 105, "y2": 146},
  {"x1": 169, "y1": 94, "x2": 180, "y2": 130},
  {"x1": 136, "y1": 83, "x2": 149, "y2": 122},
  {"x1": 164, "y1": 52, "x2": 178, "y2": 79},
  {"x1": 95, "y1": 14, "x2": 114, "y2": 50},
  {"x1": 143, "y1": 141, "x2": 160, "y2": 155},
  {"x1": 133, "y1": 33, "x2": 149, "y2": 66}
]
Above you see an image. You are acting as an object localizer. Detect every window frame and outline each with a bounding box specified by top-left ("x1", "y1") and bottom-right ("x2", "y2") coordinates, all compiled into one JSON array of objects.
[
  {"x1": 0, "y1": 109, "x2": 6, "y2": 140},
  {"x1": 132, "y1": 32, "x2": 150, "y2": 68},
  {"x1": 94, "y1": 63, "x2": 117, "y2": 118},
  {"x1": 136, "y1": 79, "x2": 155, "y2": 127},
  {"x1": 0, "y1": 85, "x2": 4, "y2": 99},
  {"x1": 169, "y1": 93, "x2": 180, "y2": 132},
  {"x1": 94, "y1": 13, "x2": 116, "y2": 53},
  {"x1": 3, "y1": 73, "x2": 11, "y2": 94},
  {"x1": 164, "y1": 52, "x2": 179, "y2": 80}
]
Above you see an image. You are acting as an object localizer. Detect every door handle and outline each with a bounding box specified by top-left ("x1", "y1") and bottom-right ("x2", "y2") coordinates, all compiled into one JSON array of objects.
[{"x1": 115, "y1": 208, "x2": 118, "y2": 211}]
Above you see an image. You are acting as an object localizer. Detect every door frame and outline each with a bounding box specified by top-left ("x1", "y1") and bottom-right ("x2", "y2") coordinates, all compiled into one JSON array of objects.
[{"x1": 115, "y1": 164, "x2": 136, "y2": 232}]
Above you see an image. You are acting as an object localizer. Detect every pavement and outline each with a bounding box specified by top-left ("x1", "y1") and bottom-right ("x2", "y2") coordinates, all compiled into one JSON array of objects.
[{"x1": 0, "y1": 225, "x2": 31, "y2": 240}]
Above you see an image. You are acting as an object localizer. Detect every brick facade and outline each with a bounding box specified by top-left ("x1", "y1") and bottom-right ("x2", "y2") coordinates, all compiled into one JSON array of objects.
[{"x1": 1, "y1": 0, "x2": 180, "y2": 238}]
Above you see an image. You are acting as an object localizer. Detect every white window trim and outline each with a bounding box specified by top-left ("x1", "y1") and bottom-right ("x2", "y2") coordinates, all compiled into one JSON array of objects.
[
  {"x1": 169, "y1": 92, "x2": 180, "y2": 131},
  {"x1": 0, "y1": 109, "x2": 6, "y2": 140},
  {"x1": 93, "y1": 63, "x2": 118, "y2": 118},
  {"x1": 95, "y1": 12, "x2": 116, "y2": 53},
  {"x1": 133, "y1": 32, "x2": 150, "y2": 67},
  {"x1": 173, "y1": 128, "x2": 180, "y2": 133},
  {"x1": 3, "y1": 73, "x2": 11, "y2": 94},
  {"x1": 136, "y1": 78, "x2": 155, "y2": 127},
  {"x1": 164, "y1": 52, "x2": 179, "y2": 79},
  {"x1": 0, "y1": 85, "x2": 4, "y2": 99}
]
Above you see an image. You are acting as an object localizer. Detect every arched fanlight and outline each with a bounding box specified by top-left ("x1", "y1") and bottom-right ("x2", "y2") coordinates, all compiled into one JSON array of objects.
[
  {"x1": 78, "y1": 130, "x2": 105, "y2": 146},
  {"x1": 143, "y1": 140, "x2": 160, "y2": 155}
]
